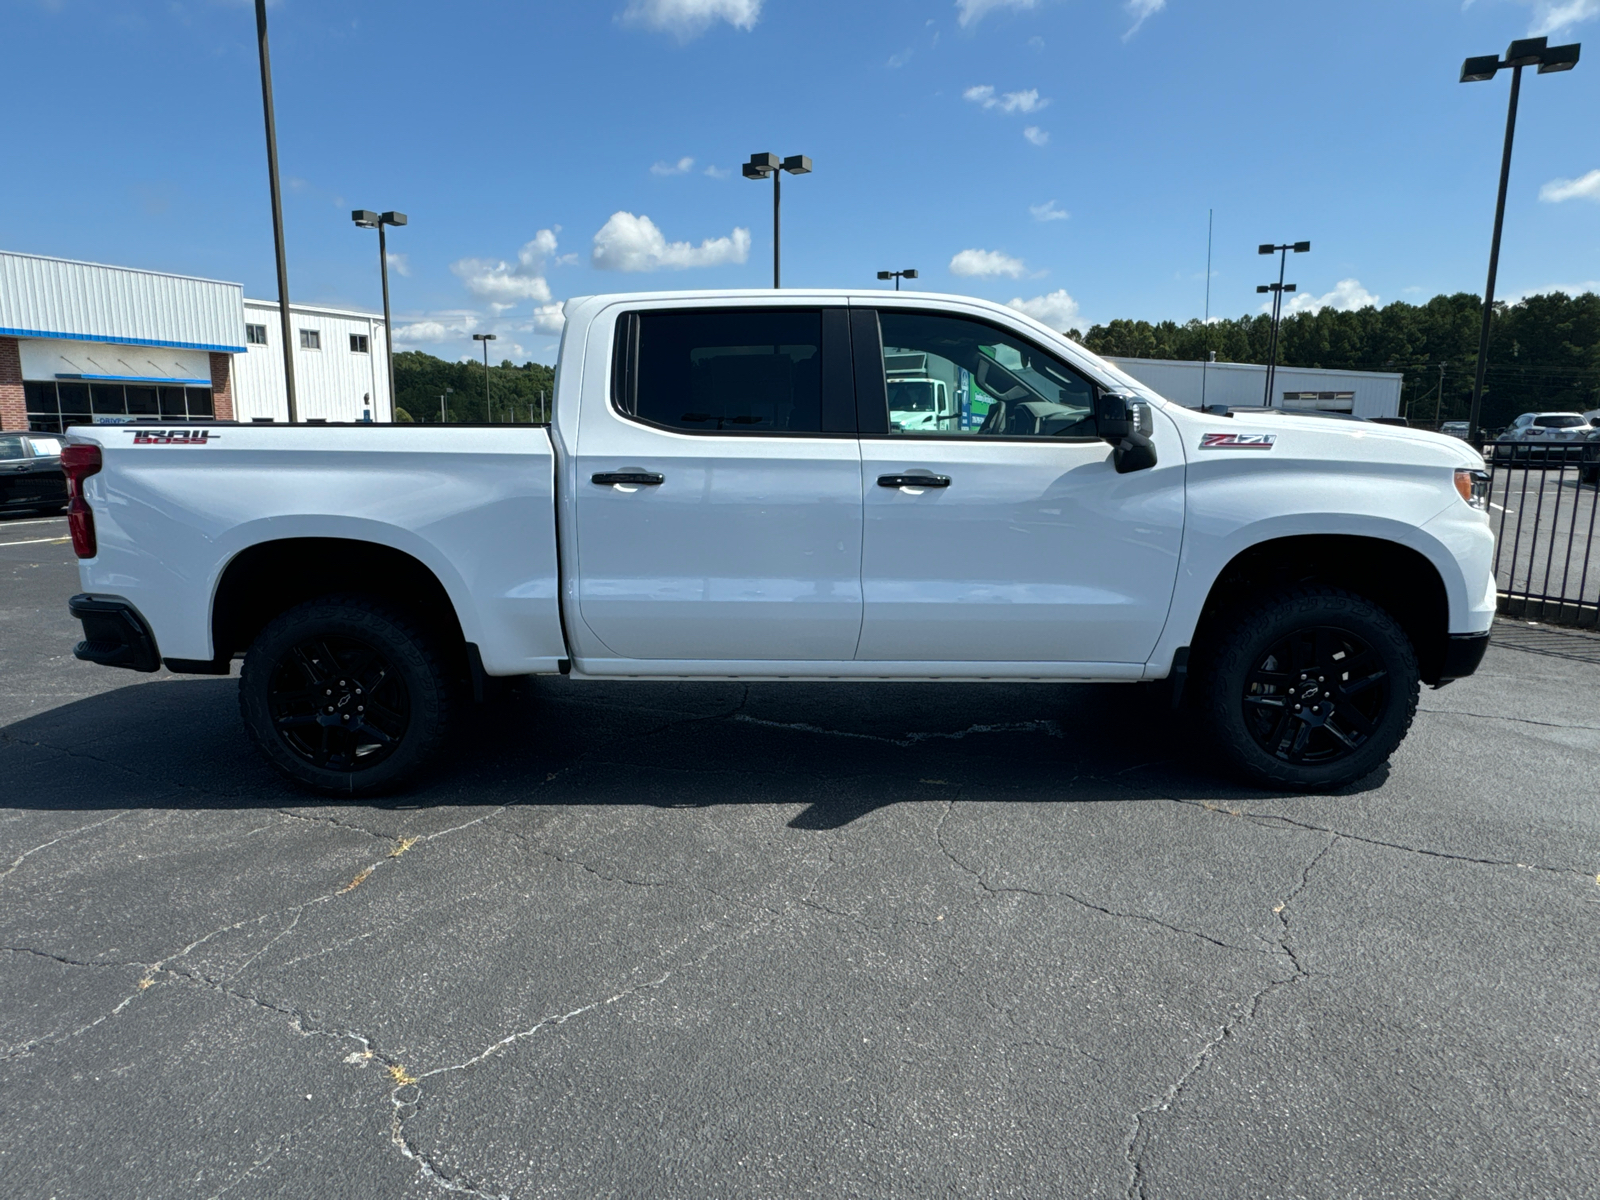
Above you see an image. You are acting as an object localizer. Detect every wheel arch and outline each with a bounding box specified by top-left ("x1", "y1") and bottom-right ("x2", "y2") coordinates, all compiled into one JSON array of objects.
[
  {"x1": 210, "y1": 537, "x2": 469, "y2": 670},
  {"x1": 1192, "y1": 533, "x2": 1454, "y2": 685}
]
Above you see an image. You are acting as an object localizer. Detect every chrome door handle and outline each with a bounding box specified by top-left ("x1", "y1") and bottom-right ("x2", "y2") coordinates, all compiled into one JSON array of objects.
[
  {"x1": 877, "y1": 474, "x2": 950, "y2": 488},
  {"x1": 591, "y1": 472, "x2": 664, "y2": 486}
]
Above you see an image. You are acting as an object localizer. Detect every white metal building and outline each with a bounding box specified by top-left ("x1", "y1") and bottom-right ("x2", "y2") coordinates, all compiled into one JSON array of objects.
[
  {"x1": 233, "y1": 299, "x2": 391, "y2": 424},
  {"x1": 1, "y1": 250, "x2": 243, "y2": 433},
  {"x1": 1, "y1": 248, "x2": 391, "y2": 432},
  {"x1": 1106, "y1": 356, "x2": 1403, "y2": 419}
]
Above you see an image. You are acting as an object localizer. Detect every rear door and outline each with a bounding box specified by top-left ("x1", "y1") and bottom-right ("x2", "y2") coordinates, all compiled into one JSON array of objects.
[
  {"x1": 0, "y1": 434, "x2": 29, "y2": 509},
  {"x1": 852, "y1": 306, "x2": 1185, "y2": 666},
  {"x1": 571, "y1": 305, "x2": 864, "y2": 663}
]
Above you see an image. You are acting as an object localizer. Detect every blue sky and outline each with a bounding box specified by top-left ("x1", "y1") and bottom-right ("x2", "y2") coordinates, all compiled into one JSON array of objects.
[{"x1": 3, "y1": 0, "x2": 1598, "y2": 363}]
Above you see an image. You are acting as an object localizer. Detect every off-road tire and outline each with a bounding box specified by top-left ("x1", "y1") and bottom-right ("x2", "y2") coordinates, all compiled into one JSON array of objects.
[
  {"x1": 1198, "y1": 586, "x2": 1419, "y2": 791},
  {"x1": 239, "y1": 595, "x2": 453, "y2": 796}
]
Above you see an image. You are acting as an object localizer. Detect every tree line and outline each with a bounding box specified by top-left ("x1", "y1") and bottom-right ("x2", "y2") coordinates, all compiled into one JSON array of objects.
[
  {"x1": 393, "y1": 351, "x2": 556, "y2": 424},
  {"x1": 1072, "y1": 290, "x2": 1600, "y2": 430}
]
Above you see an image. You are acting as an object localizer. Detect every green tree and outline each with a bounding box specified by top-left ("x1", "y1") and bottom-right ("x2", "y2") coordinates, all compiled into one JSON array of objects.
[{"x1": 393, "y1": 351, "x2": 557, "y2": 424}]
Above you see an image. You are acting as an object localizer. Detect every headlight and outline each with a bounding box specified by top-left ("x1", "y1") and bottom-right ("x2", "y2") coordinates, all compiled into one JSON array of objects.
[{"x1": 1455, "y1": 468, "x2": 1490, "y2": 510}]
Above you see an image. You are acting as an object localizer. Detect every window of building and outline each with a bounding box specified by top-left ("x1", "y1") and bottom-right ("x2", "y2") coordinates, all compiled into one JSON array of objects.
[
  {"x1": 350, "y1": 334, "x2": 370, "y2": 354},
  {"x1": 614, "y1": 309, "x2": 825, "y2": 434},
  {"x1": 21, "y1": 380, "x2": 213, "y2": 433},
  {"x1": 299, "y1": 329, "x2": 321, "y2": 350},
  {"x1": 876, "y1": 311, "x2": 1097, "y2": 439},
  {"x1": 245, "y1": 324, "x2": 268, "y2": 345}
]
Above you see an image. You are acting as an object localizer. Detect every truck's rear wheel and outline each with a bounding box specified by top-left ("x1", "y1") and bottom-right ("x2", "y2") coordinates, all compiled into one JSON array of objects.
[
  {"x1": 239, "y1": 595, "x2": 452, "y2": 795},
  {"x1": 1199, "y1": 586, "x2": 1419, "y2": 791}
]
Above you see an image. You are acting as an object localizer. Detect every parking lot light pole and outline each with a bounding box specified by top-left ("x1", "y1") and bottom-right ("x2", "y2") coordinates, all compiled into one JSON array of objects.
[
  {"x1": 1256, "y1": 241, "x2": 1310, "y2": 407},
  {"x1": 254, "y1": 0, "x2": 298, "y2": 423},
  {"x1": 1460, "y1": 37, "x2": 1580, "y2": 443},
  {"x1": 352, "y1": 210, "x2": 406, "y2": 420},
  {"x1": 743, "y1": 153, "x2": 812, "y2": 287},
  {"x1": 877, "y1": 269, "x2": 918, "y2": 291},
  {"x1": 473, "y1": 333, "x2": 496, "y2": 422}
]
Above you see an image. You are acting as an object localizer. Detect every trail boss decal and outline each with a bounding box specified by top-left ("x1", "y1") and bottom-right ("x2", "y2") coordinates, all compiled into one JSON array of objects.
[
  {"x1": 1199, "y1": 432, "x2": 1276, "y2": 451},
  {"x1": 126, "y1": 429, "x2": 222, "y2": 445}
]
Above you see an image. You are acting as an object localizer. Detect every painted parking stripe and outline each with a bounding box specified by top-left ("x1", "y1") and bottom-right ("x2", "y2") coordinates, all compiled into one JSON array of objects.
[
  {"x1": 0, "y1": 536, "x2": 72, "y2": 547},
  {"x1": 0, "y1": 517, "x2": 69, "y2": 528}
]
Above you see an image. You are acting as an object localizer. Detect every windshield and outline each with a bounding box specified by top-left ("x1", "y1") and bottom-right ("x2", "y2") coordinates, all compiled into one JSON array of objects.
[{"x1": 889, "y1": 381, "x2": 937, "y2": 412}]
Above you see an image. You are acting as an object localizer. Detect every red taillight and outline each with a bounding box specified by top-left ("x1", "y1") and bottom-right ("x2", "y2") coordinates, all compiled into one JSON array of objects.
[{"x1": 61, "y1": 443, "x2": 102, "y2": 559}]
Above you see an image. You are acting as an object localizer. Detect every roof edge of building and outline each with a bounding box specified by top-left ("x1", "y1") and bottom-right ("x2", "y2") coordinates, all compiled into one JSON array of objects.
[
  {"x1": 244, "y1": 298, "x2": 385, "y2": 323},
  {"x1": 0, "y1": 248, "x2": 243, "y2": 291}
]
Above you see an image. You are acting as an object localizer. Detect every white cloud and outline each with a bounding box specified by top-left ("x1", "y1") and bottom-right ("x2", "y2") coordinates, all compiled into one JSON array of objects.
[
  {"x1": 1030, "y1": 200, "x2": 1069, "y2": 221},
  {"x1": 393, "y1": 311, "x2": 480, "y2": 347},
  {"x1": 591, "y1": 212, "x2": 751, "y2": 271},
  {"x1": 963, "y1": 84, "x2": 1048, "y2": 113},
  {"x1": 1023, "y1": 126, "x2": 1049, "y2": 146},
  {"x1": 1540, "y1": 169, "x2": 1600, "y2": 202},
  {"x1": 704, "y1": 164, "x2": 732, "y2": 179},
  {"x1": 386, "y1": 252, "x2": 410, "y2": 277},
  {"x1": 955, "y1": 0, "x2": 1039, "y2": 28},
  {"x1": 450, "y1": 229, "x2": 559, "y2": 310},
  {"x1": 1007, "y1": 289, "x2": 1084, "y2": 333},
  {"x1": 1123, "y1": 0, "x2": 1165, "y2": 39},
  {"x1": 1526, "y1": 0, "x2": 1599, "y2": 37},
  {"x1": 1272, "y1": 278, "x2": 1380, "y2": 316},
  {"x1": 949, "y1": 248, "x2": 1028, "y2": 278},
  {"x1": 887, "y1": 47, "x2": 914, "y2": 67},
  {"x1": 528, "y1": 303, "x2": 567, "y2": 334},
  {"x1": 622, "y1": 0, "x2": 761, "y2": 39},
  {"x1": 651, "y1": 156, "x2": 696, "y2": 176}
]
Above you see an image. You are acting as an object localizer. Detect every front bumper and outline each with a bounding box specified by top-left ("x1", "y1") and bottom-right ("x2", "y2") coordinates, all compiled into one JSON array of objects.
[
  {"x1": 68, "y1": 594, "x2": 161, "y2": 673},
  {"x1": 1438, "y1": 631, "x2": 1491, "y2": 683}
]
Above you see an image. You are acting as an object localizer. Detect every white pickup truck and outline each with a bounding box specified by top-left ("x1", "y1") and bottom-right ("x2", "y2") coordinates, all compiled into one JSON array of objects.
[{"x1": 59, "y1": 290, "x2": 1495, "y2": 794}]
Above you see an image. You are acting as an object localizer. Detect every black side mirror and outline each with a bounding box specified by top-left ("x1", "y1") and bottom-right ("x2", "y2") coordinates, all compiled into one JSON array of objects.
[{"x1": 1096, "y1": 392, "x2": 1158, "y2": 474}]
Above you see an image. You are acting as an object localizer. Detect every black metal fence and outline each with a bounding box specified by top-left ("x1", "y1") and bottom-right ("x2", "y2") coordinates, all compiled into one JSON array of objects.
[{"x1": 1486, "y1": 441, "x2": 1600, "y2": 628}]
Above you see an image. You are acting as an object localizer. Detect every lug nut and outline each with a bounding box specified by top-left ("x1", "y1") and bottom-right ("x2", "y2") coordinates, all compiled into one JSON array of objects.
[
  {"x1": 342, "y1": 714, "x2": 349, "y2": 721},
  {"x1": 1294, "y1": 704, "x2": 1302, "y2": 711}
]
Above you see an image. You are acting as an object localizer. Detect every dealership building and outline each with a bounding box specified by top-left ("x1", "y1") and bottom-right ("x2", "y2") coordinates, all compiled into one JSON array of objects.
[{"x1": 0, "y1": 250, "x2": 390, "y2": 433}]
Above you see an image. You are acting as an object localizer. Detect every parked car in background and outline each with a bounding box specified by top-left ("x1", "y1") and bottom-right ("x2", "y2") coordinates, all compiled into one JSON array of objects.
[
  {"x1": 1440, "y1": 421, "x2": 1471, "y2": 441},
  {"x1": 0, "y1": 432, "x2": 68, "y2": 515},
  {"x1": 1489, "y1": 411, "x2": 1595, "y2": 469}
]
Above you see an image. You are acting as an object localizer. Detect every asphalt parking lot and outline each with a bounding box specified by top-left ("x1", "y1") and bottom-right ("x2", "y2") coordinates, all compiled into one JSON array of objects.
[{"x1": 3, "y1": 512, "x2": 1598, "y2": 1199}]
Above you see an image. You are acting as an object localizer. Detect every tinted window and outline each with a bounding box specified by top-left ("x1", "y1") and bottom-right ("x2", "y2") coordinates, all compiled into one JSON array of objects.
[
  {"x1": 622, "y1": 309, "x2": 823, "y2": 434},
  {"x1": 0, "y1": 435, "x2": 25, "y2": 460},
  {"x1": 57, "y1": 383, "x2": 91, "y2": 417},
  {"x1": 1534, "y1": 414, "x2": 1585, "y2": 428},
  {"x1": 878, "y1": 311, "x2": 1097, "y2": 439}
]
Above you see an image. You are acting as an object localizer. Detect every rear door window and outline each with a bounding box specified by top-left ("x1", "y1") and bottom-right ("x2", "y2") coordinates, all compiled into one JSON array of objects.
[{"x1": 615, "y1": 309, "x2": 828, "y2": 434}]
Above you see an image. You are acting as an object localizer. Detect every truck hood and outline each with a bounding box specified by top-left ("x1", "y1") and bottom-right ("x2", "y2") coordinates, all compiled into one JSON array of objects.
[{"x1": 1169, "y1": 406, "x2": 1486, "y2": 471}]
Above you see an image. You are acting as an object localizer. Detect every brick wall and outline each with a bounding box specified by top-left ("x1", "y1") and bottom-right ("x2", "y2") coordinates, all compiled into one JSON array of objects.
[
  {"x1": 209, "y1": 352, "x2": 234, "y2": 421},
  {"x1": 0, "y1": 337, "x2": 24, "y2": 431}
]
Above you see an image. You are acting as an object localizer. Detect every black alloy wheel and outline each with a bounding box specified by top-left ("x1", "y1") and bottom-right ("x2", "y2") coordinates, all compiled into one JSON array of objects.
[
  {"x1": 1200, "y1": 586, "x2": 1420, "y2": 791},
  {"x1": 267, "y1": 635, "x2": 410, "y2": 772},
  {"x1": 240, "y1": 595, "x2": 453, "y2": 795},
  {"x1": 1242, "y1": 626, "x2": 1389, "y2": 765}
]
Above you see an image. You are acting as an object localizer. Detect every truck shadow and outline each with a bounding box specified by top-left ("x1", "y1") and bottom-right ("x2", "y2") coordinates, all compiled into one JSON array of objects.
[{"x1": 0, "y1": 674, "x2": 1388, "y2": 824}]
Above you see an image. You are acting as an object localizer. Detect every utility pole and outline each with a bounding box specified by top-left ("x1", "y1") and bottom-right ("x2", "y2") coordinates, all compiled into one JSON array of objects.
[{"x1": 254, "y1": 0, "x2": 298, "y2": 422}]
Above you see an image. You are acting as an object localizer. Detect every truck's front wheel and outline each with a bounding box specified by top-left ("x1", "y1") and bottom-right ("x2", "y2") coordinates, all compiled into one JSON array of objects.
[
  {"x1": 1199, "y1": 586, "x2": 1419, "y2": 791},
  {"x1": 239, "y1": 596, "x2": 452, "y2": 795}
]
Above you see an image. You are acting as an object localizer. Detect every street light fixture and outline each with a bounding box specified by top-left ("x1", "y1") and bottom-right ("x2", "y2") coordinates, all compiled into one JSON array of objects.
[
  {"x1": 1459, "y1": 35, "x2": 1581, "y2": 442},
  {"x1": 352, "y1": 209, "x2": 406, "y2": 421},
  {"x1": 743, "y1": 152, "x2": 812, "y2": 288},
  {"x1": 472, "y1": 333, "x2": 497, "y2": 422},
  {"x1": 1256, "y1": 241, "x2": 1310, "y2": 407},
  {"x1": 877, "y1": 269, "x2": 919, "y2": 291}
]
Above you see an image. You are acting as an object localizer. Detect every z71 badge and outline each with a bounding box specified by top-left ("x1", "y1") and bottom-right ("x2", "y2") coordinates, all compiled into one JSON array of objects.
[
  {"x1": 1199, "y1": 432, "x2": 1276, "y2": 450},
  {"x1": 126, "y1": 429, "x2": 221, "y2": 445}
]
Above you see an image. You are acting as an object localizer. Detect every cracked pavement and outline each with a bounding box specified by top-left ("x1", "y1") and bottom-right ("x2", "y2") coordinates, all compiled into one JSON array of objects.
[{"x1": 3, "y1": 518, "x2": 1598, "y2": 1198}]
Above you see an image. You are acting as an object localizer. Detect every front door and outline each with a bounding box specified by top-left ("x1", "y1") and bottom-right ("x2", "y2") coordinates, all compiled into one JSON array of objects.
[
  {"x1": 854, "y1": 308, "x2": 1185, "y2": 665},
  {"x1": 572, "y1": 305, "x2": 864, "y2": 663}
]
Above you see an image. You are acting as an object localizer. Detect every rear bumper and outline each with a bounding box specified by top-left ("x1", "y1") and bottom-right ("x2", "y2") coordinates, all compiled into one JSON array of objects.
[
  {"x1": 1438, "y1": 630, "x2": 1491, "y2": 683},
  {"x1": 68, "y1": 594, "x2": 161, "y2": 673}
]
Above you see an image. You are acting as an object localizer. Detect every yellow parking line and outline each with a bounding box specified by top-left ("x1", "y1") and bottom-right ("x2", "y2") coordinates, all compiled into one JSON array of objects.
[{"x1": 0, "y1": 536, "x2": 72, "y2": 547}]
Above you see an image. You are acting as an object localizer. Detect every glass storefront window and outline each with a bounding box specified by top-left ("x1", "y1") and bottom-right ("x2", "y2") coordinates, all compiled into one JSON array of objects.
[
  {"x1": 186, "y1": 387, "x2": 214, "y2": 417},
  {"x1": 159, "y1": 386, "x2": 188, "y2": 416},
  {"x1": 58, "y1": 383, "x2": 91, "y2": 419},
  {"x1": 91, "y1": 383, "x2": 126, "y2": 414},
  {"x1": 23, "y1": 378, "x2": 217, "y2": 427},
  {"x1": 125, "y1": 385, "x2": 158, "y2": 415}
]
